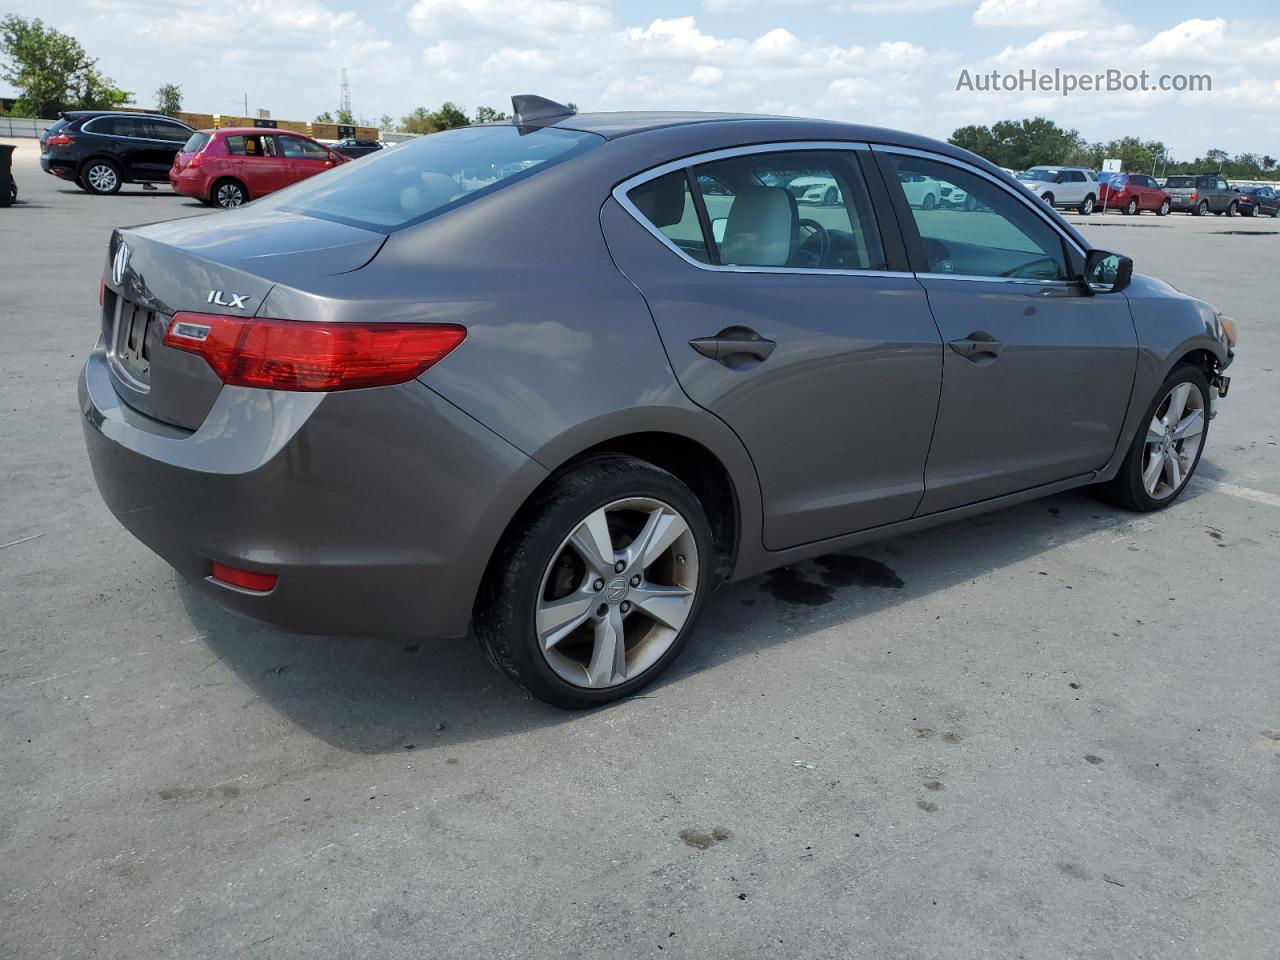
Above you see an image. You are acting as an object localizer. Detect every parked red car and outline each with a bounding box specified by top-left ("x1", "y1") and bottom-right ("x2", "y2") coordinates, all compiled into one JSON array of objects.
[
  {"x1": 170, "y1": 128, "x2": 347, "y2": 208},
  {"x1": 1097, "y1": 172, "x2": 1171, "y2": 216}
]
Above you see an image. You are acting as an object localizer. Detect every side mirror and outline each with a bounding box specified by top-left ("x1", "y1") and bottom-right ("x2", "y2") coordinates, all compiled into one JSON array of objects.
[
  {"x1": 1083, "y1": 249, "x2": 1133, "y2": 295},
  {"x1": 711, "y1": 217, "x2": 727, "y2": 244}
]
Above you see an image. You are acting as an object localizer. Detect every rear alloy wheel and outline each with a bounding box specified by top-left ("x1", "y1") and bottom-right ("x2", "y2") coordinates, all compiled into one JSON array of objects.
[
  {"x1": 1158, "y1": 199, "x2": 1171, "y2": 216},
  {"x1": 824, "y1": 186, "x2": 838, "y2": 206},
  {"x1": 922, "y1": 193, "x2": 937, "y2": 210},
  {"x1": 1096, "y1": 366, "x2": 1209, "y2": 511},
  {"x1": 82, "y1": 160, "x2": 121, "y2": 195},
  {"x1": 476, "y1": 456, "x2": 713, "y2": 708},
  {"x1": 1079, "y1": 194, "x2": 1095, "y2": 215},
  {"x1": 213, "y1": 179, "x2": 247, "y2": 208},
  {"x1": 1124, "y1": 197, "x2": 1139, "y2": 216},
  {"x1": 1195, "y1": 200, "x2": 1209, "y2": 216},
  {"x1": 1041, "y1": 193, "x2": 1055, "y2": 207}
]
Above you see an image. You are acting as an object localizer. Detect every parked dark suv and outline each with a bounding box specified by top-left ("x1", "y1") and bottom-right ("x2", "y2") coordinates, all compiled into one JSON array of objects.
[
  {"x1": 40, "y1": 111, "x2": 195, "y2": 194},
  {"x1": 330, "y1": 138, "x2": 383, "y2": 159}
]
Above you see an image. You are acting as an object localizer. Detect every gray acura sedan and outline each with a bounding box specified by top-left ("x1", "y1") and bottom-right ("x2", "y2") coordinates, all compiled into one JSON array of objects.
[{"x1": 81, "y1": 97, "x2": 1236, "y2": 708}]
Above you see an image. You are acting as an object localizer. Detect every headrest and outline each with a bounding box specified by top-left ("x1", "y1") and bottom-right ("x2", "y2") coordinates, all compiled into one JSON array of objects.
[{"x1": 719, "y1": 187, "x2": 796, "y2": 267}]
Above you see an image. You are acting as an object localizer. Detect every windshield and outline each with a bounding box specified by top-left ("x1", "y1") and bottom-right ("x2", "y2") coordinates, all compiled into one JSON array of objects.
[
  {"x1": 252, "y1": 125, "x2": 602, "y2": 231},
  {"x1": 1018, "y1": 169, "x2": 1058, "y2": 182}
]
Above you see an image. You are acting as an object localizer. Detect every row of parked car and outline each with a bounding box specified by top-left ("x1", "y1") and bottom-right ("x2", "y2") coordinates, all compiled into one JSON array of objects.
[
  {"x1": 38, "y1": 110, "x2": 385, "y2": 207},
  {"x1": 1015, "y1": 165, "x2": 1279, "y2": 218}
]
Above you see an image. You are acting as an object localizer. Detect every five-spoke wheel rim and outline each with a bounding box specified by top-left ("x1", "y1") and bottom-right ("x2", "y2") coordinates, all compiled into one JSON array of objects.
[
  {"x1": 217, "y1": 183, "x2": 244, "y2": 207},
  {"x1": 535, "y1": 497, "x2": 699, "y2": 690},
  {"x1": 1142, "y1": 381, "x2": 1205, "y2": 500},
  {"x1": 87, "y1": 164, "x2": 117, "y2": 193}
]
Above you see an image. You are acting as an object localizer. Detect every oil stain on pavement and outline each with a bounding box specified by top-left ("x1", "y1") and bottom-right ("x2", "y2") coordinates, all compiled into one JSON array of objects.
[{"x1": 761, "y1": 555, "x2": 904, "y2": 605}]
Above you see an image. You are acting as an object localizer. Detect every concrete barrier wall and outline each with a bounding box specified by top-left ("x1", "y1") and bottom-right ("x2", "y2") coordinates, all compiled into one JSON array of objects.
[{"x1": 0, "y1": 117, "x2": 56, "y2": 137}]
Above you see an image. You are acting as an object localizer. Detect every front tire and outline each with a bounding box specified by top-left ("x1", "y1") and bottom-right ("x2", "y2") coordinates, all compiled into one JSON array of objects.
[
  {"x1": 1226, "y1": 202, "x2": 1238, "y2": 217},
  {"x1": 1157, "y1": 199, "x2": 1171, "y2": 216},
  {"x1": 1041, "y1": 192, "x2": 1055, "y2": 207},
  {"x1": 824, "y1": 186, "x2": 838, "y2": 206},
  {"x1": 81, "y1": 160, "x2": 122, "y2": 195},
  {"x1": 475, "y1": 456, "x2": 715, "y2": 709},
  {"x1": 922, "y1": 193, "x2": 937, "y2": 210},
  {"x1": 1095, "y1": 365, "x2": 1210, "y2": 512}
]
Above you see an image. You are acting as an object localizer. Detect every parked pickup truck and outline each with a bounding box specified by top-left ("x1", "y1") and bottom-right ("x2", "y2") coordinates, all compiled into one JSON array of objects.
[{"x1": 1164, "y1": 174, "x2": 1239, "y2": 216}]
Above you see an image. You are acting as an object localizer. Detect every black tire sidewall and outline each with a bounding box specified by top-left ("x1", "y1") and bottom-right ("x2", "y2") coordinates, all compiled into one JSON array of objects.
[
  {"x1": 475, "y1": 456, "x2": 715, "y2": 709},
  {"x1": 1113, "y1": 365, "x2": 1211, "y2": 511}
]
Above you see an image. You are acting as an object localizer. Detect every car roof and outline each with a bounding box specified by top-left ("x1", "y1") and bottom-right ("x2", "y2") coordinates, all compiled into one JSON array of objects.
[
  {"x1": 65, "y1": 110, "x2": 188, "y2": 122},
  {"x1": 204, "y1": 127, "x2": 315, "y2": 136}
]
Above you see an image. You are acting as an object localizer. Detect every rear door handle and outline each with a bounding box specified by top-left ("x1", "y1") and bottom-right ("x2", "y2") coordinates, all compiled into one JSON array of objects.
[
  {"x1": 689, "y1": 326, "x2": 777, "y2": 364},
  {"x1": 948, "y1": 333, "x2": 1004, "y2": 361}
]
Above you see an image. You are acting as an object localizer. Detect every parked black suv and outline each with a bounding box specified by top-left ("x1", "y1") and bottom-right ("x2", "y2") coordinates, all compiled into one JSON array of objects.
[
  {"x1": 330, "y1": 138, "x2": 383, "y2": 159},
  {"x1": 40, "y1": 111, "x2": 195, "y2": 195}
]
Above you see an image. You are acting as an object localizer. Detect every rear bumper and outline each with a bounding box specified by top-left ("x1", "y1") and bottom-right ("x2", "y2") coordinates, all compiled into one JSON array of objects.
[
  {"x1": 169, "y1": 168, "x2": 208, "y2": 198},
  {"x1": 79, "y1": 344, "x2": 544, "y2": 639},
  {"x1": 41, "y1": 156, "x2": 75, "y2": 178}
]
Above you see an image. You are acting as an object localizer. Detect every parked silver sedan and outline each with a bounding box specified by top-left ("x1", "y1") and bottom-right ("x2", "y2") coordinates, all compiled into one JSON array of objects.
[{"x1": 81, "y1": 97, "x2": 1236, "y2": 708}]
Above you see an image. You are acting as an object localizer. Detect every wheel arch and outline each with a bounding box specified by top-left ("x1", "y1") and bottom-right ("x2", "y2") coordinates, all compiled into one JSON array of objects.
[{"x1": 77, "y1": 154, "x2": 121, "y2": 180}]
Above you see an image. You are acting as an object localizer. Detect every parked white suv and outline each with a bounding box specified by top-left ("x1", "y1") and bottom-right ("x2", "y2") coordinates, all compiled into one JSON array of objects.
[{"x1": 1017, "y1": 166, "x2": 1099, "y2": 214}]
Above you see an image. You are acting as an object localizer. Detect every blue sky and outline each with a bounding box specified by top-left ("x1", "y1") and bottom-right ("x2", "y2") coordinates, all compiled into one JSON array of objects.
[{"x1": 7, "y1": 0, "x2": 1280, "y2": 157}]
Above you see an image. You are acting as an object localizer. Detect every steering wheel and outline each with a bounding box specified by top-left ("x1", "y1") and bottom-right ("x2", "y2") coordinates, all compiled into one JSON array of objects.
[
  {"x1": 1000, "y1": 256, "x2": 1062, "y2": 279},
  {"x1": 797, "y1": 219, "x2": 830, "y2": 265}
]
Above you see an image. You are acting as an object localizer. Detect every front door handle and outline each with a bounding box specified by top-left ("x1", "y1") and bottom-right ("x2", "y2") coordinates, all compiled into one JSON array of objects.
[
  {"x1": 948, "y1": 333, "x2": 1004, "y2": 361},
  {"x1": 689, "y1": 326, "x2": 777, "y2": 364}
]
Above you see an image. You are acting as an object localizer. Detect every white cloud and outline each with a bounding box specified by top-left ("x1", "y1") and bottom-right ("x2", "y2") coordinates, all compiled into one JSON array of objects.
[
  {"x1": 690, "y1": 65, "x2": 724, "y2": 86},
  {"x1": 973, "y1": 0, "x2": 1107, "y2": 29}
]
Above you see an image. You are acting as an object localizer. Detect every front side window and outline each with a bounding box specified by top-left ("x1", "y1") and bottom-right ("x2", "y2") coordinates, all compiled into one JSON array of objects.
[
  {"x1": 147, "y1": 119, "x2": 192, "y2": 142},
  {"x1": 278, "y1": 136, "x2": 329, "y2": 159},
  {"x1": 885, "y1": 154, "x2": 1070, "y2": 282},
  {"x1": 252, "y1": 124, "x2": 601, "y2": 231}
]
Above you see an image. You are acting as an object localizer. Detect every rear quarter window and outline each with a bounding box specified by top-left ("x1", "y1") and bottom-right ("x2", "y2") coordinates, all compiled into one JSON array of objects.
[{"x1": 182, "y1": 132, "x2": 211, "y2": 153}]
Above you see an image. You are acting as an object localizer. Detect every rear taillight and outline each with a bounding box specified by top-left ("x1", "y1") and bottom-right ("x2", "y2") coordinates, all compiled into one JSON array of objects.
[
  {"x1": 46, "y1": 133, "x2": 74, "y2": 146},
  {"x1": 1190, "y1": 191, "x2": 1198, "y2": 200},
  {"x1": 187, "y1": 152, "x2": 203, "y2": 169},
  {"x1": 162, "y1": 313, "x2": 467, "y2": 391}
]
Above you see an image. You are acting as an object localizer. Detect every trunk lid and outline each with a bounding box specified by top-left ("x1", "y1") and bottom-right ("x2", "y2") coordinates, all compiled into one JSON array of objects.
[{"x1": 103, "y1": 210, "x2": 386, "y2": 429}]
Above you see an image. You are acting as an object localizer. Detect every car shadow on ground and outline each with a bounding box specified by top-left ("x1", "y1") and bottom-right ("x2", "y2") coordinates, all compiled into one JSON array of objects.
[{"x1": 182, "y1": 479, "x2": 1216, "y2": 755}]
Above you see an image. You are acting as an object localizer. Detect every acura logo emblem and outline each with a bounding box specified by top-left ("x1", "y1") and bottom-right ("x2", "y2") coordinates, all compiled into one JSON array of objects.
[
  {"x1": 606, "y1": 577, "x2": 629, "y2": 603},
  {"x1": 111, "y1": 241, "x2": 129, "y2": 287}
]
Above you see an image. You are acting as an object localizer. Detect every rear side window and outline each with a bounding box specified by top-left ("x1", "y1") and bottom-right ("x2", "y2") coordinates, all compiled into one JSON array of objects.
[
  {"x1": 182, "y1": 132, "x2": 211, "y2": 153},
  {"x1": 885, "y1": 153, "x2": 1069, "y2": 282},
  {"x1": 225, "y1": 134, "x2": 272, "y2": 158},
  {"x1": 251, "y1": 124, "x2": 601, "y2": 231},
  {"x1": 627, "y1": 172, "x2": 711, "y2": 264},
  {"x1": 1165, "y1": 176, "x2": 1193, "y2": 188}
]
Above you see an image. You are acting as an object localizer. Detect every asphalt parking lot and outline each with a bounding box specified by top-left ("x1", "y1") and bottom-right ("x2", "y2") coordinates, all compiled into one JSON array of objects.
[{"x1": 2, "y1": 136, "x2": 1278, "y2": 959}]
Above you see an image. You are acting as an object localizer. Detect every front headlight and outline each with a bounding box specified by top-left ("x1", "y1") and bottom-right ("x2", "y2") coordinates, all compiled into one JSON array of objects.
[{"x1": 1219, "y1": 314, "x2": 1238, "y2": 349}]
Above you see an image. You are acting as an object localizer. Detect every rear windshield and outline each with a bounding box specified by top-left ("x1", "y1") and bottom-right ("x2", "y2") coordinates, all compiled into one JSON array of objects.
[
  {"x1": 1165, "y1": 176, "x2": 1194, "y2": 187},
  {"x1": 182, "y1": 132, "x2": 211, "y2": 153},
  {"x1": 252, "y1": 124, "x2": 602, "y2": 231}
]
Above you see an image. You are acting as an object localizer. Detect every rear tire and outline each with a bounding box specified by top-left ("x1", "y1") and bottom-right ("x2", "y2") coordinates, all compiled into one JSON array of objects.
[
  {"x1": 1124, "y1": 197, "x2": 1139, "y2": 216},
  {"x1": 1079, "y1": 194, "x2": 1095, "y2": 215},
  {"x1": 81, "y1": 160, "x2": 122, "y2": 195},
  {"x1": 212, "y1": 178, "x2": 248, "y2": 208},
  {"x1": 1041, "y1": 192, "x2": 1055, "y2": 207},
  {"x1": 1194, "y1": 200, "x2": 1208, "y2": 216},
  {"x1": 475, "y1": 456, "x2": 715, "y2": 709},
  {"x1": 922, "y1": 193, "x2": 937, "y2": 210},
  {"x1": 1094, "y1": 365, "x2": 1210, "y2": 512}
]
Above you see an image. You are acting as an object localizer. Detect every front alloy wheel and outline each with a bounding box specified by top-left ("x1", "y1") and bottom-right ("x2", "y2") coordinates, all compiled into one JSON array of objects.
[
  {"x1": 1097, "y1": 366, "x2": 1209, "y2": 511},
  {"x1": 475, "y1": 456, "x2": 713, "y2": 708}
]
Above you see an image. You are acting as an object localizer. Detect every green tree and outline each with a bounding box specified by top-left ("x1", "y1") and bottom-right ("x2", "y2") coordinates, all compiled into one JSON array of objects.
[
  {"x1": 399, "y1": 106, "x2": 437, "y2": 134},
  {"x1": 0, "y1": 15, "x2": 130, "y2": 116},
  {"x1": 377, "y1": 113, "x2": 394, "y2": 131},
  {"x1": 432, "y1": 101, "x2": 469, "y2": 129},
  {"x1": 336, "y1": 107, "x2": 354, "y2": 125},
  {"x1": 315, "y1": 110, "x2": 334, "y2": 123},
  {"x1": 473, "y1": 105, "x2": 508, "y2": 124},
  {"x1": 155, "y1": 82, "x2": 182, "y2": 117},
  {"x1": 948, "y1": 124, "x2": 1000, "y2": 163}
]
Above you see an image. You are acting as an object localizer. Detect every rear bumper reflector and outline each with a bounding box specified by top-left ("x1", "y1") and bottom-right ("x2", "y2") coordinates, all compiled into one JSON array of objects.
[{"x1": 210, "y1": 562, "x2": 278, "y2": 593}]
